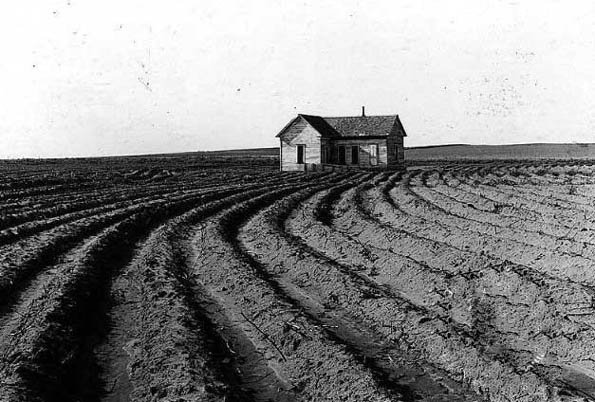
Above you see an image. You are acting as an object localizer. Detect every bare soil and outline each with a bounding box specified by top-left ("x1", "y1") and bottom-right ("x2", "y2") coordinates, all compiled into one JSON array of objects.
[{"x1": 1, "y1": 154, "x2": 595, "y2": 401}]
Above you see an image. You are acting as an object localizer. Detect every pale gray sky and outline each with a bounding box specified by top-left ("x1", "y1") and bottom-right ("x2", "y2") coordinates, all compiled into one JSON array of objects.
[{"x1": 1, "y1": 0, "x2": 595, "y2": 158}]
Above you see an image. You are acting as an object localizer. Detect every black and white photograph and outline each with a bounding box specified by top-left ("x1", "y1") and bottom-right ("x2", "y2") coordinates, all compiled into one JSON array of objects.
[{"x1": 2, "y1": 1, "x2": 595, "y2": 401}]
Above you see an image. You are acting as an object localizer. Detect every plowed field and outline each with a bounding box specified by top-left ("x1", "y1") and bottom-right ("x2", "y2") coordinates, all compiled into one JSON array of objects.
[{"x1": 2, "y1": 156, "x2": 595, "y2": 402}]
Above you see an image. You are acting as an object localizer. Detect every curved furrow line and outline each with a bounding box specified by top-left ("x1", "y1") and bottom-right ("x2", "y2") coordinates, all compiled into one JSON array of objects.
[
  {"x1": 416, "y1": 181, "x2": 595, "y2": 250},
  {"x1": 450, "y1": 177, "x2": 595, "y2": 229},
  {"x1": 0, "y1": 187, "x2": 194, "y2": 246},
  {"x1": 0, "y1": 186, "x2": 255, "y2": 309},
  {"x1": 442, "y1": 170, "x2": 592, "y2": 218},
  {"x1": 292, "y1": 184, "x2": 595, "y2": 399},
  {"x1": 0, "y1": 166, "x2": 275, "y2": 205},
  {"x1": 288, "y1": 184, "x2": 504, "y2": 399},
  {"x1": 335, "y1": 182, "x2": 595, "y2": 393},
  {"x1": 0, "y1": 169, "x2": 309, "y2": 228},
  {"x1": 434, "y1": 181, "x2": 595, "y2": 246},
  {"x1": 406, "y1": 181, "x2": 595, "y2": 261},
  {"x1": 0, "y1": 182, "x2": 295, "y2": 401},
  {"x1": 483, "y1": 163, "x2": 595, "y2": 186},
  {"x1": 359, "y1": 176, "x2": 595, "y2": 305},
  {"x1": 0, "y1": 181, "x2": 105, "y2": 201},
  {"x1": 487, "y1": 164, "x2": 595, "y2": 196},
  {"x1": 441, "y1": 170, "x2": 556, "y2": 219},
  {"x1": 495, "y1": 183, "x2": 595, "y2": 209},
  {"x1": 471, "y1": 169, "x2": 595, "y2": 209},
  {"x1": 238, "y1": 180, "x2": 567, "y2": 402},
  {"x1": 95, "y1": 186, "x2": 292, "y2": 402},
  {"x1": 189, "y1": 173, "x2": 399, "y2": 402},
  {"x1": 0, "y1": 181, "x2": 184, "y2": 227},
  {"x1": 0, "y1": 172, "x2": 319, "y2": 247},
  {"x1": 382, "y1": 179, "x2": 595, "y2": 295}
]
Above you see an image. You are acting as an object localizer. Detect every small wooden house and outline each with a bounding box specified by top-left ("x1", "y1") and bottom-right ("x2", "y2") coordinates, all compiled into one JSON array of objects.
[{"x1": 276, "y1": 108, "x2": 407, "y2": 171}]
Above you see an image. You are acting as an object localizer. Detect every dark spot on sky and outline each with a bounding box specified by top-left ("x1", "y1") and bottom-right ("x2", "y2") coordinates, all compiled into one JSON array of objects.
[{"x1": 237, "y1": 88, "x2": 241, "y2": 91}]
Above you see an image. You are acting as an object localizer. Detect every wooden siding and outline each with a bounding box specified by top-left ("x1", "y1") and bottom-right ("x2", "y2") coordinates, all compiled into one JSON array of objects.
[
  {"x1": 331, "y1": 138, "x2": 388, "y2": 167},
  {"x1": 278, "y1": 114, "x2": 406, "y2": 171},
  {"x1": 279, "y1": 116, "x2": 322, "y2": 171},
  {"x1": 396, "y1": 136, "x2": 405, "y2": 162},
  {"x1": 386, "y1": 123, "x2": 405, "y2": 167}
]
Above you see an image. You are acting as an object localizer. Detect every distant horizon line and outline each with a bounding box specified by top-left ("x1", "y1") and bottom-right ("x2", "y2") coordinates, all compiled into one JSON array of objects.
[{"x1": 1, "y1": 141, "x2": 594, "y2": 161}]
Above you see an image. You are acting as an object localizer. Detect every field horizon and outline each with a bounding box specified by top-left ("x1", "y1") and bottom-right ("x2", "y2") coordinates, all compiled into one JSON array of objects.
[
  {"x1": 4, "y1": 142, "x2": 595, "y2": 163},
  {"x1": 2, "y1": 149, "x2": 595, "y2": 401}
]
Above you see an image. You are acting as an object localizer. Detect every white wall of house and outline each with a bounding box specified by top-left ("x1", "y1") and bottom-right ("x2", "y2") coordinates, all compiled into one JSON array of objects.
[{"x1": 279, "y1": 117, "x2": 322, "y2": 171}]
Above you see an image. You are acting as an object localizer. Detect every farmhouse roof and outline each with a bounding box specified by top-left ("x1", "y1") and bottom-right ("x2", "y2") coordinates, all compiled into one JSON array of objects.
[{"x1": 276, "y1": 114, "x2": 407, "y2": 138}]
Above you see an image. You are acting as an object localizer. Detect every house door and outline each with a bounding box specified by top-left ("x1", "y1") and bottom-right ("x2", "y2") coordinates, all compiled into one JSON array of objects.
[
  {"x1": 370, "y1": 144, "x2": 378, "y2": 166},
  {"x1": 297, "y1": 145, "x2": 305, "y2": 164},
  {"x1": 338, "y1": 146, "x2": 346, "y2": 164},
  {"x1": 351, "y1": 146, "x2": 359, "y2": 165}
]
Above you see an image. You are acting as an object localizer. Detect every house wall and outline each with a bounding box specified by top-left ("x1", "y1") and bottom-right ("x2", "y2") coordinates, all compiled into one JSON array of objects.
[
  {"x1": 331, "y1": 138, "x2": 388, "y2": 167},
  {"x1": 386, "y1": 124, "x2": 405, "y2": 167},
  {"x1": 396, "y1": 136, "x2": 405, "y2": 162},
  {"x1": 279, "y1": 117, "x2": 322, "y2": 171}
]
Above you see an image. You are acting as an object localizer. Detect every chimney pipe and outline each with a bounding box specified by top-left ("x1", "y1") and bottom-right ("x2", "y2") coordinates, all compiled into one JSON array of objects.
[{"x1": 362, "y1": 106, "x2": 365, "y2": 117}]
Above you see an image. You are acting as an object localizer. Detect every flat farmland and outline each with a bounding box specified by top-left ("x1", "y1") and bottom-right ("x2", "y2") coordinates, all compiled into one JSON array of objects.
[{"x1": 2, "y1": 150, "x2": 595, "y2": 402}]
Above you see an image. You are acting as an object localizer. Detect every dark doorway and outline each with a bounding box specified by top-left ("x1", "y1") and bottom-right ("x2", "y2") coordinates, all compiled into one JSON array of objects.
[
  {"x1": 351, "y1": 146, "x2": 359, "y2": 165},
  {"x1": 339, "y1": 145, "x2": 346, "y2": 164},
  {"x1": 297, "y1": 145, "x2": 305, "y2": 164}
]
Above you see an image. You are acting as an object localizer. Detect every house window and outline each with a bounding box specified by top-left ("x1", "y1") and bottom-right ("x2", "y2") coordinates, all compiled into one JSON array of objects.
[
  {"x1": 339, "y1": 145, "x2": 346, "y2": 164},
  {"x1": 351, "y1": 146, "x2": 359, "y2": 165},
  {"x1": 370, "y1": 144, "x2": 378, "y2": 166},
  {"x1": 297, "y1": 145, "x2": 305, "y2": 164}
]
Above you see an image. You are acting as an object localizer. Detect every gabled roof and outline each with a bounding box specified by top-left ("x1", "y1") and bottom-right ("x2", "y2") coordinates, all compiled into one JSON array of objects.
[
  {"x1": 276, "y1": 113, "x2": 406, "y2": 138},
  {"x1": 324, "y1": 115, "x2": 400, "y2": 137},
  {"x1": 299, "y1": 115, "x2": 341, "y2": 137}
]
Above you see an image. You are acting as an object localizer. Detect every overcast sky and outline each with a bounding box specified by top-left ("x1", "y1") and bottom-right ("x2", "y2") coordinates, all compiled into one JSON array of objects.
[{"x1": 1, "y1": 0, "x2": 594, "y2": 158}]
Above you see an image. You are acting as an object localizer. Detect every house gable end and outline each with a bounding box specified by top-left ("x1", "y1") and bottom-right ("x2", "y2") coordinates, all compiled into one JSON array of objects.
[
  {"x1": 276, "y1": 115, "x2": 324, "y2": 145},
  {"x1": 390, "y1": 115, "x2": 407, "y2": 137}
]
